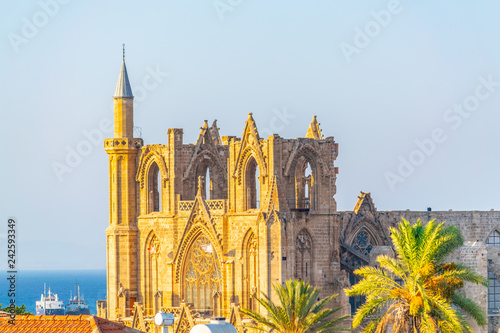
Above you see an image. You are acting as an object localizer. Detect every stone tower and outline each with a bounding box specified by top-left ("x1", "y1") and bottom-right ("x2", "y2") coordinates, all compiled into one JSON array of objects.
[{"x1": 104, "y1": 56, "x2": 143, "y2": 319}]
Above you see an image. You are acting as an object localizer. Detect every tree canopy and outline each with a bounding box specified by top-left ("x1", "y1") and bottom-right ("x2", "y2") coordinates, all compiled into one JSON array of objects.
[
  {"x1": 240, "y1": 279, "x2": 350, "y2": 333},
  {"x1": 345, "y1": 218, "x2": 487, "y2": 333}
]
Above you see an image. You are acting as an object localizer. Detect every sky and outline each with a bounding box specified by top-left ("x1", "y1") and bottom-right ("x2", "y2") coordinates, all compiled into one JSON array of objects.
[{"x1": 0, "y1": 1, "x2": 499, "y2": 270}]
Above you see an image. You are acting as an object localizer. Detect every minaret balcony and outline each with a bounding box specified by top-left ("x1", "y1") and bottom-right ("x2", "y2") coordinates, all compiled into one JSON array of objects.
[{"x1": 104, "y1": 138, "x2": 143, "y2": 151}]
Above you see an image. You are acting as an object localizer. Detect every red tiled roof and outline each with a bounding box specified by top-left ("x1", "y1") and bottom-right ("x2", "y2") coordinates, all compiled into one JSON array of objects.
[{"x1": 0, "y1": 314, "x2": 146, "y2": 333}]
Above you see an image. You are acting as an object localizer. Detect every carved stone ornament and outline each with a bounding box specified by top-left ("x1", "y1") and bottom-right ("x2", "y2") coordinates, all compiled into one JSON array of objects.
[{"x1": 296, "y1": 229, "x2": 312, "y2": 252}]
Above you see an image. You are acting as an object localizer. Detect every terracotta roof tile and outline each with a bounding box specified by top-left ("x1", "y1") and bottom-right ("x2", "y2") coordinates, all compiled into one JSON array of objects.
[{"x1": 0, "y1": 314, "x2": 145, "y2": 333}]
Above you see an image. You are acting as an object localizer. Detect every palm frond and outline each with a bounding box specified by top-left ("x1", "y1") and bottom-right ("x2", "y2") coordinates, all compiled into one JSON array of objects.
[
  {"x1": 241, "y1": 279, "x2": 349, "y2": 333},
  {"x1": 451, "y1": 293, "x2": 487, "y2": 326},
  {"x1": 345, "y1": 218, "x2": 487, "y2": 333}
]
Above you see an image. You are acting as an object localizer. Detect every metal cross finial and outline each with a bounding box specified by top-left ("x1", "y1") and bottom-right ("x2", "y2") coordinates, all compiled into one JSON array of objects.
[{"x1": 122, "y1": 43, "x2": 125, "y2": 61}]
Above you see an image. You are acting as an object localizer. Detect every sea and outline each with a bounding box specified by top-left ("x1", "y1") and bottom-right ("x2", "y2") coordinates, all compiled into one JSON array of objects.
[{"x1": 0, "y1": 270, "x2": 106, "y2": 315}]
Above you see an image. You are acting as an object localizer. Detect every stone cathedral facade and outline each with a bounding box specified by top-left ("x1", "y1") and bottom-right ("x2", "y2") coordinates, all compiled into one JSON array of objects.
[{"x1": 104, "y1": 59, "x2": 500, "y2": 333}]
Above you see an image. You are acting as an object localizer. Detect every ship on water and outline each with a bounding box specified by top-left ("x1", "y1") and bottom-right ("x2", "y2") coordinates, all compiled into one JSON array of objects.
[
  {"x1": 35, "y1": 284, "x2": 65, "y2": 315},
  {"x1": 65, "y1": 281, "x2": 91, "y2": 315}
]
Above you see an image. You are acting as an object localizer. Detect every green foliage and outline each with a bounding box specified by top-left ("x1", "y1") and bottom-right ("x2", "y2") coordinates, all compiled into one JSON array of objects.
[
  {"x1": 345, "y1": 218, "x2": 487, "y2": 333},
  {"x1": 0, "y1": 303, "x2": 31, "y2": 315},
  {"x1": 240, "y1": 279, "x2": 350, "y2": 333}
]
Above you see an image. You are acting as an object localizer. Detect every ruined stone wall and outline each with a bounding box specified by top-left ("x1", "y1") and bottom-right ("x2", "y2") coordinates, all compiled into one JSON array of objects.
[
  {"x1": 450, "y1": 242, "x2": 488, "y2": 333},
  {"x1": 381, "y1": 211, "x2": 500, "y2": 333},
  {"x1": 339, "y1": 205, "x2": 500, "y2": 332},
  {"x1": 375, "y1": 210, "x2": 500, "y2": 243},
  {"x1": 132, "y1": 116, "x2": 339, "y2": 318}
]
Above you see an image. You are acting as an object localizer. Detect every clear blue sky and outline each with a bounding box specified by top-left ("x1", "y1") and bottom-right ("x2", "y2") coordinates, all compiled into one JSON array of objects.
[{"x1": 1, "y1": 1, "x2": 499, "y2": 270}]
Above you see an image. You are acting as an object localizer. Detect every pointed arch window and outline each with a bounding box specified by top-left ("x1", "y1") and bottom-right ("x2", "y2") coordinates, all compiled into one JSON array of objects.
[
  {"x1": 487, "y1": 230, "x2": 500, "y2": 248},
  {"x1": 346, "y1": 229, "x2": 375, "y2": 315},
  {"x1": 205, "y1": 168, "x2": 211, "y2": 200},
  {"x1": 296, "y1": 229, "x2": 313, "y2": 283},
  {"x1": 294, "y1": 157, "x2": 315, "y2": 210},
  {"x1": 147, "y1": 162, "x2": 161, "y2": 213},
  {"x1": 197, "y1": 168, "x2": 211, "y2": 200},
  {"x1": 193, "y1": 156, "x2": 227, "y2": 201},
  {"x1": 183, "y1": 235, "x2": 222, "y2": 317},
  {"x1": 195, "y1": 162, "x2": 212, "y2": 200},
  {"x1": 245, "y1": 157, "x2": 260, "y2": 210},
  {"x1": 487, "y1": 230, "x2": 500, "y2": 314}
]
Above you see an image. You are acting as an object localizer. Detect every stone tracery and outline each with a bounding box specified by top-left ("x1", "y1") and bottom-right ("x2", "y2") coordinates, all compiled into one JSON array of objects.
[
  {"x1": 353, "y1": 230, "x2": 373, "y2": 257},
  {"x1": 183, "y1": 234, "x2": 222, "y2": 316}
]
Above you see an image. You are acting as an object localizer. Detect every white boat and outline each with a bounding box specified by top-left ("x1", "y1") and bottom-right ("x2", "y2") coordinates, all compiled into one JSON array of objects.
[{"x1": 35, "y1": 284, "x2": 65, "y2": 315}]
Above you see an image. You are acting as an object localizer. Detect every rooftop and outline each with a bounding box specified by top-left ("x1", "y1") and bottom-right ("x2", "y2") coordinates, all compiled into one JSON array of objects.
[{"x1": 0, "y1": 314, "x2": 145, "y2": 333}]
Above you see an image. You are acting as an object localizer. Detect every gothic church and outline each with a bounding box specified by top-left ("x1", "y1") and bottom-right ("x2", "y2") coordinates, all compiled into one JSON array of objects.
[{"x1": 104, "y1": 58, "x2": 500, "y2": 333}]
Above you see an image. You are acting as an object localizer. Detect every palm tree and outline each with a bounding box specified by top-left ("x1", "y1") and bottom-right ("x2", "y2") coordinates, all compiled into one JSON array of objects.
[
  {"x1": 345, "y1": 218, "x2": 487, "y2": 333},
  {"x1": 240, "y1": 279, "x2": 350, "y2": 333}
]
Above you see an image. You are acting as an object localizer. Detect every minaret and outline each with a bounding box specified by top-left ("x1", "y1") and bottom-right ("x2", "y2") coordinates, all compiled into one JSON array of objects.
[
  {"x1": 113, "y1": 45, "x2": 134, "y2": 138},
  {"x1": 104, "y1": 45, "x2": 142, "y2": 320}
]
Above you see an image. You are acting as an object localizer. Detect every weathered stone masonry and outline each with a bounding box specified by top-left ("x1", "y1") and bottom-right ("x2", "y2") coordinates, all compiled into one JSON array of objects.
[
  {"x1": 105, "y1": 58, "x2": 500, "y2": 333},
  {"x1": 338, "y1": 193, "x2": 500, "y2": 333}
]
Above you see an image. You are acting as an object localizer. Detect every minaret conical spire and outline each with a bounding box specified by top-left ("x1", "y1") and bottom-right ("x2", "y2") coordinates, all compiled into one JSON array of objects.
[
  {"x1": 114, "y1": 44, "x2": 133, "y2": 98},
  {"x1": 113, "y1": 44, "x2": 134, "y2": 138}
]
